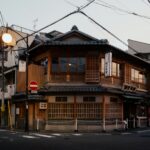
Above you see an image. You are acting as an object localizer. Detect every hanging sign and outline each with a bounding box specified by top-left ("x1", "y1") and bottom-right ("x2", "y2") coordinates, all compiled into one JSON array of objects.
[
  {"x1": 19, "y1": 60, "x2": 26, "y2": 72},
  {"x1": 104, "y1": 52, "x2": 112, "y2": 77}
]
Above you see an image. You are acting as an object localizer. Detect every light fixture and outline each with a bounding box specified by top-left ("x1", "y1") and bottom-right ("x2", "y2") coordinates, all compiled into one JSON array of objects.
[{"x1": 2, "y1": 33, "x2": 13, "y2": 44}]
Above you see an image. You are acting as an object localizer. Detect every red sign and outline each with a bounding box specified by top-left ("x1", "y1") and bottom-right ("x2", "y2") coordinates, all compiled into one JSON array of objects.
[{"x1": 29, "y1": 81, "x2": 38, "y2": 91}]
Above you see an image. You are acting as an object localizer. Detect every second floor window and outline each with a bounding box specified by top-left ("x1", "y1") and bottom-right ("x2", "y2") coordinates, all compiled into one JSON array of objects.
[
  {"x1": 101, "y1": 58, "x2": 120, "y2": 77},
  {"x1": 52, "y1": 57, "x2": 85, "y2": 73},
  {"x1": 55, "y1": 97, "x2": 67, "y2": 102},
  {"x1": 112, "y1": 62, "x2": 120, "y2": 77},
  {"x1": 83, "y1": 97, "x2": 96, "y2": 102},
  {"x1": 131, "y1": 68, "x2": 146, "y2": 84}
]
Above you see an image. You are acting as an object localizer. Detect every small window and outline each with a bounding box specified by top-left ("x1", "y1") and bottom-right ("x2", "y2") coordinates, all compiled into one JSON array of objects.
[
  {"x1": 52, "y1": 57, "x2": 59, "y2": 73},
  {"x1": 55, "y1": 97, "x2": 67, "y2": 102},
  {"x1": 110, "y1": 97, "x2": 118, "y2": 103},
  {"x1": 83, "y1": 97, "x2": 96, "y2": 102}
]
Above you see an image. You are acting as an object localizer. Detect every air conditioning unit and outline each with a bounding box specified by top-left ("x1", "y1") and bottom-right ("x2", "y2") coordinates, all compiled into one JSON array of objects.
[{"x1": 39, "y1": 102, "x2": 47, "y2": 110}]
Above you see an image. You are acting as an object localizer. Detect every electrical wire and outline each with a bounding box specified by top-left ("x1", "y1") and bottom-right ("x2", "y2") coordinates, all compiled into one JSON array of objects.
[
  {"x1": 141, "y1": 0, "x2": 150, "y2": 7},
  {"x1": 94, "y1": 0, "x2": 150, "y2": 20},
  {"x1": 79, "y1": 11, "x2": 138, "y2": 53},
  {"x1": 16, "y1": 0, "x2": 95, "y2": 44},
  {"x1": 15, "y1": 0, "x2": 138, "y2": 54}
]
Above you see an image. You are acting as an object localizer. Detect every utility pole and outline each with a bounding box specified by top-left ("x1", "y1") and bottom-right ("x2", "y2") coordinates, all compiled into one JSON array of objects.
[
  {"x1": 0, "y1": 40, "x2": 5, "y2": 127},
  {"x1": 25, "y1": 37, "x2": 29, "y2": 132}
]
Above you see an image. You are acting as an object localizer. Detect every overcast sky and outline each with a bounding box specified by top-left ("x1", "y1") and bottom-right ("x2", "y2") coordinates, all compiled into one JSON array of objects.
[{"x1": 0, "y1": 0, "x2": 150, "y2": 50}]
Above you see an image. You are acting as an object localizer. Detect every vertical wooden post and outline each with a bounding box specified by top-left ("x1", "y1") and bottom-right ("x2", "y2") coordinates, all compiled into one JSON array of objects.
[
  {"x1": 102, "y1": 95, "x2": 106, "y2": 131},
  {"x1": 74, "y1": 95, "x2": 78, "y2": 132},
  {"x1": 121, "y1": 101, "x2": 124, "y2": 122},
  {"x1": 47, "y1": 52, "x2": 51, "y2": 82}
]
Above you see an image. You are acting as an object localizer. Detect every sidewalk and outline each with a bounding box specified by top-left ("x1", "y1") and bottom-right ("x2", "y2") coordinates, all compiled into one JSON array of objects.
[
  {"x1": 112, "y1": 127, "x2": 150, "y2": 134},
  {"x1": 1, "y1": 127, "x2": 150, "y2": 135}
]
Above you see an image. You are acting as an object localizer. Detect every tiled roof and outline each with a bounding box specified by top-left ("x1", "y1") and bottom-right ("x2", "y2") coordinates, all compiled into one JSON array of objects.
[{"x1": 39, "y1": 85, "x2": 105, "y2": 94}]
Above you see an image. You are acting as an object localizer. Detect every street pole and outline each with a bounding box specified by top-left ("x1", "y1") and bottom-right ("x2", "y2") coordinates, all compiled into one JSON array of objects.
[
  {"x1": 25, "y1": 37, "x2": 29, "y2": 132},
  {"x1": 1, "y1": 42, "x2": 5, "y2": 127}
]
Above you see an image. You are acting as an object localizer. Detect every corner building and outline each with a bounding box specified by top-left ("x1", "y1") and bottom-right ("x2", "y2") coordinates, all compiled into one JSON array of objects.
[{"x1": 13, "y1": 26, "x2": 150, "y2": 132}]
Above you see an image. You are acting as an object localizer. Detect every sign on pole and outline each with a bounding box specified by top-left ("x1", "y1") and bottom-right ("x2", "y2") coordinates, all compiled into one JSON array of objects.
[{"x1": 29, "y1": 81, "x2": 38, "y2": 93}]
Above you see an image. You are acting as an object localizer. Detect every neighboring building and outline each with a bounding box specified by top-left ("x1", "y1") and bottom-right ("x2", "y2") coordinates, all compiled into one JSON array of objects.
[
  {"x1": 128, "y1": 39, "x2": 150, "y2": 63},
  {"x1": 0, "y1": 26, "x2": 34, "y2": 127},
  {"x1": 13, "y1": 26, "x2": 150, "y2": 132}
]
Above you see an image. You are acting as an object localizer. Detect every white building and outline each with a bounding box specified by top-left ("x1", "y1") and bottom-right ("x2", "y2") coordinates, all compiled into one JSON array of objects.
[{"x1": 0, "y1": 26, "x2": 34, "y2": 127}]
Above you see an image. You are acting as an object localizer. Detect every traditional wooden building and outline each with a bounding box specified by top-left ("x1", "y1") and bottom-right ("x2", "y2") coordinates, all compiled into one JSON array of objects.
[{"x1": 13, "y1": 26, "x2": 150, "y2": 131}]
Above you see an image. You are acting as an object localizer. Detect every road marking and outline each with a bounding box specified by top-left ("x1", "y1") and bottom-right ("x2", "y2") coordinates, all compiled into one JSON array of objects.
[
  {"x1": 136, "y1": 130, "x2": 150, "y2": 133},
  {"x1": 33, "y1": 133, "x2": 54, "y2": 138},
  {"x1": 52, "y1": 133, "x2": 62, "y2": 136},
  {"x1": 95, "y1": 133, "x2": 111, "y2": 136},
  {"x1": 22, "y1": 135, "x2": 38, "y2": 139},
  {"x1": 0, "y1": 129, "x2": 7, "y2": 132},
  {"x1": 72, "y1": 133, "x2": 82, "y2": 136},
  {"x1": 121, "y1": 132, "x2": 132, "y2": 135}
]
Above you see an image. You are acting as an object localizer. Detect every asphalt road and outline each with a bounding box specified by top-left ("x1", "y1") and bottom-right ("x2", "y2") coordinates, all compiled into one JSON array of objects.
[{"x1": 0, "y1": 129, "x2": 150, "y2": 150}]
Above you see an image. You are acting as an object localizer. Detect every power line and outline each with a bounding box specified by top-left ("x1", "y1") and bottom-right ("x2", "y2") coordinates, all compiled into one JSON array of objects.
[
  {"x1": 15, "y1": 0, "x2": 138, "y2": 53},
  {"x1": 141, "y1": 0, "x2": 150, "y2": 7},
  {"x1": 94, "y1": 0, "x2": 150, "y2": 20},
  {"x1": 16, "y1": 0, "x2": 95, "y2": 44},
  {"x1": 78, "y1": 11, "x2": 138, "y2": 53},
  {"x1": 64, "y1": 0, "x2": 79, "y2": 8},
  {"x1": 80, "y1": 0, "x2": 95, "y2": 10}
]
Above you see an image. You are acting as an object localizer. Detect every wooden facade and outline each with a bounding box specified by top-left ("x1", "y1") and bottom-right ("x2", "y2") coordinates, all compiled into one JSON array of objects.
[{"x1": 13, "y1": 26, "x2": 150, "y2": 131}]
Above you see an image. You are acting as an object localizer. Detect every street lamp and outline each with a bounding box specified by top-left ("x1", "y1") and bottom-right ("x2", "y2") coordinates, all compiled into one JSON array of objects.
[{"x1": 1, "y1": 28, "x2": 29, "y2": 131}]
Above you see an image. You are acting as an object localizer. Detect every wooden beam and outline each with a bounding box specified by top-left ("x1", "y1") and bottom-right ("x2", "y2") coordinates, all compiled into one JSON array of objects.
[{"x1": 102, "y1": 95, "x2": 106, "y2": 131}]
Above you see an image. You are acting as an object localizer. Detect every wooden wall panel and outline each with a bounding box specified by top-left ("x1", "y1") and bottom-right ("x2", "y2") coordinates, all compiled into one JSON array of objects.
[
  {"x1": 16, "y1": 64, "x2": 45, "y2": 92},
  {"x1": 28, "y1": 64, "x2": 45, "y2": 89},
  {"x1": 16, "y1": 72, "x2": 26, "y2": 92},
  {"x1": 124, "y1": 64, "x2": 131, "y2": 84}
]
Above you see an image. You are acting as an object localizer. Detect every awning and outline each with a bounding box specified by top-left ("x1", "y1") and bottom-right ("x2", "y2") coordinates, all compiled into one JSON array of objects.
[
  {"x1": 39, "y1": 85, "x2": 105, "y2": 95},
  {"x1": 12, "y1": 93, "x2": 46, "y2": 103},
  {"x1": 123, "y1": 95, "x2": 143, "y2": 100}
]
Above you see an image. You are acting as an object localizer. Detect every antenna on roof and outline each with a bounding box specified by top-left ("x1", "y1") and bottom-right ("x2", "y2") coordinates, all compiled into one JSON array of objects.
[
  {"x1": 0, "y1": 11, "x2": 6, "y2": 27},
  {"x1": 33, "y1": 18, "x2": 38, "y2": 30}
]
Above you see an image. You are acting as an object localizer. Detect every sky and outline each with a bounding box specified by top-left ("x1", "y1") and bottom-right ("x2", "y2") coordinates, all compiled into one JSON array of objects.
[{"x1": 0, "y1": 0, "x2": 150, "y2": 50}]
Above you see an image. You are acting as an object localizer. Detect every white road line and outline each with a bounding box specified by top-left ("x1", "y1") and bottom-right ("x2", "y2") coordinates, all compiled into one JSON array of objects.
[
  {"x1": 97, "y1": 133, "x2": 111, "y2": 136},
  {"x1": 52, "y1": 133, "x2": 62, "y2": 136},
  {"x1": 32, "y1": 133, "x2": 54, "y2": 138},
  {"x1": 72, "y1": 133, "x2": 82, "y2": 136},
  {"x1": 22, "y1": 135, "x2": 38, "y2": 139},
  {"x1": 121, "y1": 132, "x2": 132, "y2": 135},
  {"x1": 136, "y1": 130, "x2": 150, "y2": 133},
  {"x1": 0, "y1": 129, "x2": 7, "y2": 132}
]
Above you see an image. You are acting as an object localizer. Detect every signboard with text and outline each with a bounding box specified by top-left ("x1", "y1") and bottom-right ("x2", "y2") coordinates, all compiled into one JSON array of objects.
[{"x1": 104, "y1": 52, "x2": 112, "y2": 77}]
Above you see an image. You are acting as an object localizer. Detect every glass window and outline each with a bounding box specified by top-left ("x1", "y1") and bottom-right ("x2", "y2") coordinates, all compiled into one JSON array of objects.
[
  {"x1": 37, "y1": 58, "x2": 48, "y2": 74},
  {"x1": 52, "y1": 57, "x2": 59, "y2": 73},
  {"x1": 60, "y1": 57, "x2": 67, "y2": 72},
  {"x1": 83, "y1": 97, "x2": 96, "y2": 102},
  {"x1": 131, "y1": 68, "x2": 146, "y2": 83},
  {"x1": 69, "y1": 58, "x2": 77, "y2": 72},
  {"x1": 101, "y1": 58, "x2": 104, "y2": 73},
  {"x1": 78, "y1": 57, "x2": 85, "y2": 73},
  {"x1": 112, "y1": 62, "x2": 120, "y2": 77},
  {"x1": 101, "y1": 58, "x2": 120, "y2": 77},
  {"x1": 51, "y1": 57, "x2": 85, "y2": 73},
  {"x1": 55, "y1": 97, "x2": 67, "y2": 102}
]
